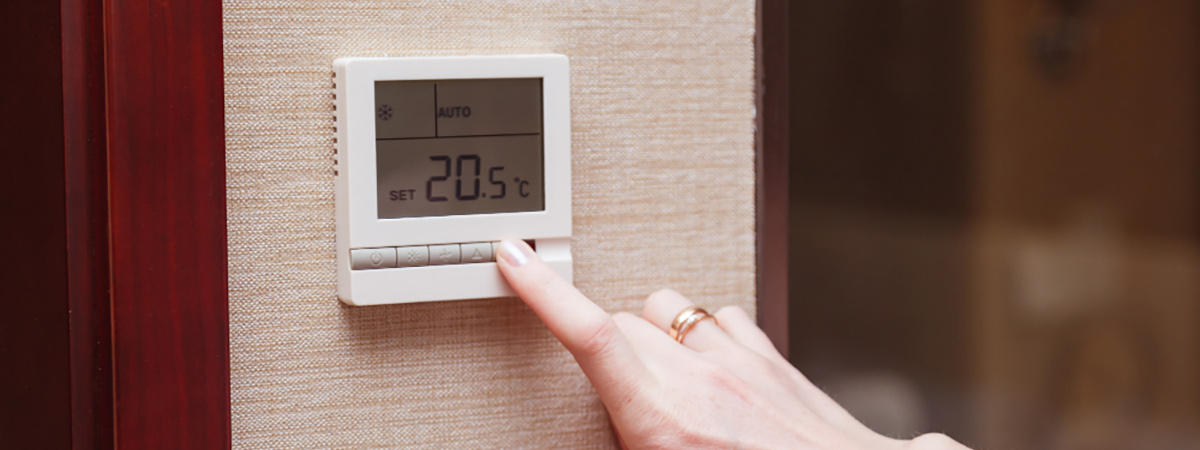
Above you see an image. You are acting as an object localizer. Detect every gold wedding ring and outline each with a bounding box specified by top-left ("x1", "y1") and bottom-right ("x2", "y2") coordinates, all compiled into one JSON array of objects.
[{"x1": 668, "y1": 306, "x2": 718, "y2": 343}]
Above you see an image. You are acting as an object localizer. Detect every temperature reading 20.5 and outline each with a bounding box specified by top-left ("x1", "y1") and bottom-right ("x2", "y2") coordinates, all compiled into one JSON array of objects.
[
  {"x1": 420, "y1": 154, "x2": 532, "y2": 203},
  {"x1": 376, "y1": 132, "x2": 544, "y2": 218}
]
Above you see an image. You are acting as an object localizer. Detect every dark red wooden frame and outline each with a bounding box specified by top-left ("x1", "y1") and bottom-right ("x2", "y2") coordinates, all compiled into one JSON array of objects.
[
  {"x1": 1, "y1": 1, "x2": 229, "y2": 449},
  {"x1": 756, "y1": 0, "x2": 789, "y2": 358},
  {"x1": 6, "y1": 1, "x2": 784, "y2": 447},
  {"x1": 1, "y1": 1, "x2": 75, "y2": 448},
  {"x1": 64, "y1": 0, "x2": 114, "y2": 447},
  {"x1": 104, "y1": 0, "x2": 230, "y2": 448}
]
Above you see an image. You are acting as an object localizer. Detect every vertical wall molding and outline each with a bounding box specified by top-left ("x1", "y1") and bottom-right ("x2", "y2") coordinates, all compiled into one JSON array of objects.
[
  {"x1": 104, "y1": 0, "x2": 230, "y2": 448},
  {"x1": 63, "y1": 0, "x2": 114, "y2": 447},
  {"x1": 756, "y1": 0, "x2": 790, "y2": 357},
  {"x1": 0, "y1": 1, "x2": 115, "y2": 448}
]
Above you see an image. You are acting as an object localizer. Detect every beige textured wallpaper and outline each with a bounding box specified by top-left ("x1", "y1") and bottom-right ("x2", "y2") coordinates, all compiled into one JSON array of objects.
[{"x1": 224, "y1": 1, "x2": 756, "y2": 447}]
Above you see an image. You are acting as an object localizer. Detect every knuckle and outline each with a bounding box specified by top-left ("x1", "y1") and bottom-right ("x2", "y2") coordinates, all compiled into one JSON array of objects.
[
  {"x1": 609, "y1": 312, "x2": 641, "y2": 334},
  {"x1": 699, "y1": 360, "x2": 743, "y2": 387},
  {"x1": 708, "y1": 341, "x2": 769, "y2": 370},
  {"x1": 731, "y1": 348, "x2": 771, "y2": 371},
  {"x1": 574, "y1": 314, "x2": 621, "y2": 358},
  {"x1": 697, "y1": 359, "x2": 757, "y2": 400},
  {"x1": 732, "y1": 349, "x2": 801, "y2": 387},
  {"x1": 633, "y1": 410, "x2": 707, "y2": 450}
]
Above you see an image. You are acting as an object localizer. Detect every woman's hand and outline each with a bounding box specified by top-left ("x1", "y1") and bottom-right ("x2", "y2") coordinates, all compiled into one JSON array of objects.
[{"x1": 496, "y1": 239, "x2": 969, "y2": 449}]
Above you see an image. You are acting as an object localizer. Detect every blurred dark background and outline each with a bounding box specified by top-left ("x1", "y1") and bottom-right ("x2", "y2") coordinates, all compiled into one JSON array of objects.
[{"x1": 786, "y1": 1, "x2": 1200, "y2": 448}]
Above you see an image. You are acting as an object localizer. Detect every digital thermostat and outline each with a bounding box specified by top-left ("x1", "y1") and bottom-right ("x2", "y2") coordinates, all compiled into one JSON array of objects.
[{"x1": 333, "y1": 55, "x2": 572, "y2": 306}]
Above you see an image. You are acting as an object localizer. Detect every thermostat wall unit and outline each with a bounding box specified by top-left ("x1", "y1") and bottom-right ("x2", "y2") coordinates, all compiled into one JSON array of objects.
[{"x1": 333, "y1": 55, "x2": 572, "y2": 306}]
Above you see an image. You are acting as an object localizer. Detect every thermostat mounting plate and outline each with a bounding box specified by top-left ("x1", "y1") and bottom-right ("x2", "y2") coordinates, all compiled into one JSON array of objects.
[{"x1": 333, "y1": 55, "x2": 572, "y2": 306}]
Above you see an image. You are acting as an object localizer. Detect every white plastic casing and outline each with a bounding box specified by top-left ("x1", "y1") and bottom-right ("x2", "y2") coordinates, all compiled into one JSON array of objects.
[{"x1": 333, "y1": 55, "x2": 572, "y2": 306}]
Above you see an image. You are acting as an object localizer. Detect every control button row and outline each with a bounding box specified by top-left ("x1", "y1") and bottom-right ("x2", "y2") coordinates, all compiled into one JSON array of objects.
[{"x1": 351, "y1": 242, "x2": 497, "y2": 270}]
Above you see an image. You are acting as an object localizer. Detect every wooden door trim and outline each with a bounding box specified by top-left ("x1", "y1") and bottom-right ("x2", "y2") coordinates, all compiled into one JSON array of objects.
[
  {"x1": 0, "y1": 2, "x2": 74, "y2": 448},
  {"x1": 104, "y1": 0, "x2": 230, "y2": 448},
  {"x1": 64, "y1": 0, "x2": 114, "y2": 447},
  {"x1": 1, "y1": 1, "x2": 116, "y2": 448},
  {"x1": 756, "y1": 0, "x2": 790, "y2": 358}
]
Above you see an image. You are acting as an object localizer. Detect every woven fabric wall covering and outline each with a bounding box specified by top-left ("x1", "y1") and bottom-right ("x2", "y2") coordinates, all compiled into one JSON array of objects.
[{"x1": 225, "y1": 1, "x2": 756, "y2": 447}]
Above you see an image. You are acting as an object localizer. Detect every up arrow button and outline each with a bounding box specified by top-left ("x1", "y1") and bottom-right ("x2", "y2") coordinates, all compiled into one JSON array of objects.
[{"x1": 460, "y1": 242, "x2": 494, "y2": 263}]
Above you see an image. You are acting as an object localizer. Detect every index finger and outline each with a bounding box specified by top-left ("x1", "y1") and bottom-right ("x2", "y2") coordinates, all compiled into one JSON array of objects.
[{"x1": 496, "y1": 239, "x2": 648, "y2": 405}]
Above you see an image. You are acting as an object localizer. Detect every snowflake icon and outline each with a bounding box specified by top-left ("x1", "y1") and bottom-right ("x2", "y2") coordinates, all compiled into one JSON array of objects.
[{"x1": 377, "y1": 104, "x2": 393, "y2": 120}]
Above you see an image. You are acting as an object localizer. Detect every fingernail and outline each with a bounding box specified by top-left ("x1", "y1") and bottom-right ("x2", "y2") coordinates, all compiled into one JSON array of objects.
[{"x1": 499, "y1": 240, "x2": 529, "y2": 267}]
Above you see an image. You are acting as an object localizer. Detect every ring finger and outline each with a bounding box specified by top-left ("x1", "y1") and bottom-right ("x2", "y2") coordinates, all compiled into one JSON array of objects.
[{"x1": 641, "y1": 289, "x2": 735, "y2": 352}]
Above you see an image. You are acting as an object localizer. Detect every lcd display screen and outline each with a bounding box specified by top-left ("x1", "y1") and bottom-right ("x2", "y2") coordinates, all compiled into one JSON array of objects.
[{"x1": 374, "y1": 78, "x2": 544, "y2": 219}]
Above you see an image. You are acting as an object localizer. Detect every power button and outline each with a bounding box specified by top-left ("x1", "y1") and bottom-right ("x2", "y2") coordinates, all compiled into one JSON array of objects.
[{"x1": 350, "y1": 248, "x2": 397, "y2": 270}]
